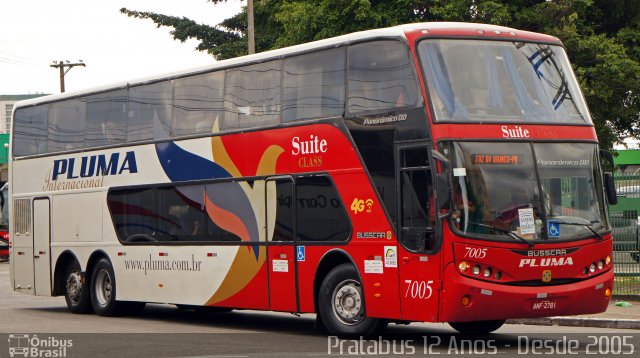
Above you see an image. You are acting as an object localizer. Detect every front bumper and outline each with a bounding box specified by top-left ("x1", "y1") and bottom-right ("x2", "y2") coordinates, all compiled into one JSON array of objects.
[{"x1": 440, "y1": 262, "x2": 613, "y2": 323}]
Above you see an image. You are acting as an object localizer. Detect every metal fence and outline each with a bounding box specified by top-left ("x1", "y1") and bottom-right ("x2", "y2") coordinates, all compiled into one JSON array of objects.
[{"x1": 609, "y1": 175, "x2": 640, "y2": 295}]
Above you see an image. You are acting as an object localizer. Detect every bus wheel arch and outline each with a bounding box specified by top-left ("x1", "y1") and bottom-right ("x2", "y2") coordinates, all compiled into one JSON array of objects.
[
  {"x1": 314, "y1": 251, "x2": 387, "y2": 337},
  {"x1": 313, "y1": 250, "x2": 354, "y2": 315},
  {"x1": 54, "y1": 251, "x2": 92, "y2": 314},
  {"x1": 85, "y1": 250, "x2": 110, "y2": 284}
]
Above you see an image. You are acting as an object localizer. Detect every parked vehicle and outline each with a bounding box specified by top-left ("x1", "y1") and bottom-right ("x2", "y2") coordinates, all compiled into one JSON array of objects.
[
  {"x1": 0, "y1": 183, "x2": 8, "y2": 260},
  {"x1": 610, "y1": 211, "x2": 640, "y2": 262}
]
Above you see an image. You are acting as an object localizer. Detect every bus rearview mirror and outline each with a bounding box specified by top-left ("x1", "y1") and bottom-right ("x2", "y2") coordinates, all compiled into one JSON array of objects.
[{"x1": 603, "y1": 172, "x2": 618, "y2": 205}]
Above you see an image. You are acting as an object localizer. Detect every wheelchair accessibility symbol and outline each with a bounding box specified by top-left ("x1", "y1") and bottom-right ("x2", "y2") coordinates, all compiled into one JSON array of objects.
[
  {"x1": 297, "y1": 246, "x2": 306, "y2": 262},
  {"x1": 548, "y1": 221, "x2": 560, "y2": 238}
]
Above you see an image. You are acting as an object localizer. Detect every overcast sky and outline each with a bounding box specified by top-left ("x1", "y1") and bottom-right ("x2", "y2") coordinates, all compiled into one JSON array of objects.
[{"x1": 0, "y1": 0, "x2": 243, "y2": 95}]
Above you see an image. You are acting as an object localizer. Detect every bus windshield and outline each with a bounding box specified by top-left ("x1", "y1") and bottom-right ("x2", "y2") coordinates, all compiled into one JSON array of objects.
[
  {"x1": 418, "y1": 40, "x2": 591, "y2": 123},
  {"x1": 447, "y1": 142, "x2": 607, "y2": 242}
]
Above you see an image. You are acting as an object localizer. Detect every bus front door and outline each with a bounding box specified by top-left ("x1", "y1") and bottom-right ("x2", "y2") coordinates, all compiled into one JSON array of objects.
[
  {"x1": 396, "y1": 144, "x2": 441, "y2": 322},
  {"x1": 266, "y1": 177, "x2": 299, "y2": 312}
]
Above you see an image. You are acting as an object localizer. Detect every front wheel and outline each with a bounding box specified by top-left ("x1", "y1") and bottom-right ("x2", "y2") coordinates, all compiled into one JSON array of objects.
[
  {"x1": 318, "y1": 264, "x2": 387, "y2": 337},
  {"x1": 63, "y1": 261, "x2": 92, "y2": 314},
  {"x1": 449, "y1": 320, "x2": 506, "y2": 334}
]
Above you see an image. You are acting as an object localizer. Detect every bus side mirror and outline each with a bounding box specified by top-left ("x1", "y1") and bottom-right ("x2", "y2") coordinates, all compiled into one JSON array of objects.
[{"x1": 604, "y1": 172, "x2": 618, "y2": 205}]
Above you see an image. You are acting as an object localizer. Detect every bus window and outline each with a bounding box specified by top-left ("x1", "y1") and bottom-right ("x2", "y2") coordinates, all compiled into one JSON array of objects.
[
  {"x1": 418, "y1": 40, "x2": 591, "y2": 123},
  {"x1": 296, "y1": 176, "x2": 350, "y2": 242},
  {"x1": 48, "y1": 100, "x2": 86, "y2": 152},
  {"x1": 108, "y1": 188, "x2": 157, "y2": 243},
  {"x1": 13, "y1": 105, "x2": 48, "y2": 156},
  {"x1": 156, "y1": 186, "x2": 206, "y2": 242},
  {"x1": 283, "y1": 48, "x2": 346, "y2": 122},
  {"x1": 127, "y1": 81, "x2": 173, "y2": 142},
  {"x1": 347, "y1": 41, "x2": 419, "y2": 114},
  {"x1": 223, "y1": 60, "x2": 281, "y2": 130},
  {"x1": 173, "y1": 71, "x2": 225, "y2": 136},
  {"x1": 86, "y1": 90, "x2": 127, "y2": 146},
  {"x1": 268, "y1": 179, "x2": 294, "y2": 242},
  {"x1": 204, "y1": 181, "x2": 246, "y2": 242}
]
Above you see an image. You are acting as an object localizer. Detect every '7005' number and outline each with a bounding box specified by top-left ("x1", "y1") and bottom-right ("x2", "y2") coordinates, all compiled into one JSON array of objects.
[
  {"x1": 464, "y1": 247, "x2": 487, "y2": 259},
  {"x1": 404, "y1": 280, "x2": 434, "y2": 300}
]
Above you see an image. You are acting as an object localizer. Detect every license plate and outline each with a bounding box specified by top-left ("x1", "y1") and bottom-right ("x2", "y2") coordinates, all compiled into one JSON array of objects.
[{"x1": 532, "y1": 300, "x2": 556, "y2": 310}]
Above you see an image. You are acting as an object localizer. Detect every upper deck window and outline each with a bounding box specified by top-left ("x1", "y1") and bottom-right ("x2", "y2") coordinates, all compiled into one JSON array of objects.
[
  {"x1": 347, "y1": 41, "x2": 420, "y2": 114},
  {"x1": 283, "y1": 47, "x2": 345, "y2": 122},
  {"x1": 418, "y1": 40, "x2": 591, "y2": 124},
  {"x1": 223, "y1": 60, "x2": 281, "y2": 130}
]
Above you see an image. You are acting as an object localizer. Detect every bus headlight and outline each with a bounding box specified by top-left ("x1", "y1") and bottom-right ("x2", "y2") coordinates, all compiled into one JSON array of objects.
[
  {"x1": 589, "y1": 263, "x2": 596, "y2": 273},
  {"x1": 597, "y1": 260, "x2": 604, "y2": 270},
  {"x1": 605, "y1": 256, "x2": 611, "y2": 265},
  {"x1": 472, "y1": 265, "x2": 481, "y2": 275},
  {"x1": 483, "y1": 267, "x2": 492, "y2": 278},
  {"x1": 458, "y1": 261, "x2": 470, "y2": 273}
]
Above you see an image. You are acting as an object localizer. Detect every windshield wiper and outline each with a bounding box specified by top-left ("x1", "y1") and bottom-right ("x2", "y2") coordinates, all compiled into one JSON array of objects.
[
  {"x1": 553, "y1": 221, "x2": 604, "y2": 241},
  {"x1": 468, "y1": 221, "x2": 534, "y2": 248}
]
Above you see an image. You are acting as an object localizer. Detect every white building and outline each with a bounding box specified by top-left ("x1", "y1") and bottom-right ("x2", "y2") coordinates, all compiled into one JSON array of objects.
[{"x1": 0, "y1": 94, "x2": 48, "y2": 134}]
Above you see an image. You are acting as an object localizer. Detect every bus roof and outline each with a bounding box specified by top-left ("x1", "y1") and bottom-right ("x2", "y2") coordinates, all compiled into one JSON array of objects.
[{"x1": 14, "y1": 22, "x2": 560, "y2": 109}]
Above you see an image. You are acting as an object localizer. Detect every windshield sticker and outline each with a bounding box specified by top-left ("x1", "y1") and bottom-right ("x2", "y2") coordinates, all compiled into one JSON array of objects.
[
  {"x1": 547, "y1": 220, "x2": 561, "y2": 238},
  {"x1": 518, "y1": 208, "x2": 536, "y2": 235},
  {"x1": 453, "y1": 168, "x2": 467, "y2": 177},
  {"x1": 472, "y1": 154, "x2": 521, "y2": 165}
]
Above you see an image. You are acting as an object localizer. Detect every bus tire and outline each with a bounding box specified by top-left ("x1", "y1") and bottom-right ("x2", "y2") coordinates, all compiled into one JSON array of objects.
[
  {"x1": 449, "y1": 320, "x2": 506, "y2": 334},
  {"x1": 90, "y1": 258, "x2": 129, "y2": 316},
  {"x1": 318, "y1": 264, "x2": 387, "y2": 338},
  {"x1": 63, "y1": 261, "x2": 93, "y2": 314}
]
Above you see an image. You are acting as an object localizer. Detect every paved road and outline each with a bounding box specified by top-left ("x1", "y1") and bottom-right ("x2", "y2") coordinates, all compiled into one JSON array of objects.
[{"x1": 0, "y1": 261, "x2": 638, "y2": 357}]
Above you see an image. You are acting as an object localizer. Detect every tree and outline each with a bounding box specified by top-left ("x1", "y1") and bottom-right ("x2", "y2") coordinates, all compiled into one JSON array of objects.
[{"x1": 121, "y1": 0, "x2": 639, "y2": 151}]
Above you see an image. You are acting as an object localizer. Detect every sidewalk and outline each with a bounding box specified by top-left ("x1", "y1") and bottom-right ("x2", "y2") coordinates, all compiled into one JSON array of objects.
[{"x1": 508, "y1": 297, "x2": 640, "y2": 330}]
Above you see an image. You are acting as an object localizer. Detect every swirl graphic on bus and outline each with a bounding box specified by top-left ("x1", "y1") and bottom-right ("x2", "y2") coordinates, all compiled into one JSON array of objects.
[{"x1": 155, "y1": 119, "x2": 284, "y2": 305}]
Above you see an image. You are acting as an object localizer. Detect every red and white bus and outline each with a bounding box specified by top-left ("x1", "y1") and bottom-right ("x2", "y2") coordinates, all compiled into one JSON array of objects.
[{"x1": 9, "y1": 22, "x2": 617, "y2": 336}]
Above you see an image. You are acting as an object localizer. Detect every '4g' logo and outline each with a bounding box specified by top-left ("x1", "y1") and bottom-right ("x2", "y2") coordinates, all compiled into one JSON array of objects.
[{"x1": 351, "y1": 198, "x2": 374, "y2": 214}]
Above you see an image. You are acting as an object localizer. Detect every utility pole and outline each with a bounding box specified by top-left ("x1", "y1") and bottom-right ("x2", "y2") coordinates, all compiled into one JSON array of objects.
[
  {"x1": 50, "y1": 60, "x2": 85, "y2": 93},
  {"x1": 247, "y1": 0, "x2": 255, "y2": 54}
]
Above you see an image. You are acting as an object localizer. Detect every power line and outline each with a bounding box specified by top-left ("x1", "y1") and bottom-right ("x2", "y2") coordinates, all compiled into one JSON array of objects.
[
  {"x1": 50, "y1": 60, "x2": 86, "y2": 93},
  {"x1": 0, "y1": 49, "x2": 34, "y2": 61}
]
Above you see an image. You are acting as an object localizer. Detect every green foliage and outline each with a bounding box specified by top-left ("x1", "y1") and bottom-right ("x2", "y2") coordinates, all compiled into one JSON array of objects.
[{"x1": 121, "y1": 0, "x2": 640, "y2": 150}]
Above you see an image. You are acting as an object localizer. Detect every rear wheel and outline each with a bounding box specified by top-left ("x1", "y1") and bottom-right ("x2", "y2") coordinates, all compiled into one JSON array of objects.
[
  {"x1": 63, "y1": 261, "x2": 92, "y2": 314},
  {"x1": 449, "y1": 320, "x2": 506, "y2": 334},
  {"x1": 318, "y1": 264, "x2": 387, "y2": 337},
  {"x1": 90, "y1": 258, "x2": 144, "y2": 316}
]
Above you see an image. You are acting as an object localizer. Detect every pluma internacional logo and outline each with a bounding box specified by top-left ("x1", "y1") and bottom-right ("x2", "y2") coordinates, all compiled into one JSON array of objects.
[{"x1": 43, "y1": 151, "x2": 138, "y2": 191}]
